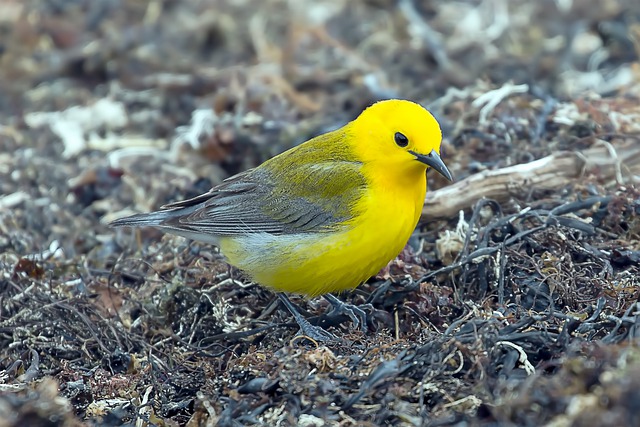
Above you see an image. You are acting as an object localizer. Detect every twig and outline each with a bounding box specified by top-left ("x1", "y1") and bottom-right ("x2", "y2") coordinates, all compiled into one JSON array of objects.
[{"x1": 423, "y1": 137, "x2": 640, "y2": 220}]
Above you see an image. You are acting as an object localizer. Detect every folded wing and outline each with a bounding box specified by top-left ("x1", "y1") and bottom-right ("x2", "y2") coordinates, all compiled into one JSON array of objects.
[{"x1": 112, "y1": 159, "x2": 367, "y2": 238}]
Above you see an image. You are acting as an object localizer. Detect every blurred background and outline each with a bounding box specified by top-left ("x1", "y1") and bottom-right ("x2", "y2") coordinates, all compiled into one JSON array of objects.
[{"x1": 2, "y1": 0, "x2": 638, "y2": 159}]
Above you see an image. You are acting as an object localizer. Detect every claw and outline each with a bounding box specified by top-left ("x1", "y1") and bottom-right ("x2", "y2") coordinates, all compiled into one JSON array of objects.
[
  {"x1": 277, "y1": 294, "x2": 339, "y2": 343},
  {"x1": 324, "y1": 294, "x2": 372, "y2": 333}
]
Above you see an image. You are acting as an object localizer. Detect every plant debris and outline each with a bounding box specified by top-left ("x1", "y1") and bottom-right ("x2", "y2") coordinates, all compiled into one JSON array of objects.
[{"x1": 1, "y1": 1, "x2": 639, "y2": 426}]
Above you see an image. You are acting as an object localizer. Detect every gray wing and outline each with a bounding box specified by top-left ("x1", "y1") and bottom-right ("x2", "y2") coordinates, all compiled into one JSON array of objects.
[{"x1": 113, "y1": 163, "x2": 367, "y2": 237}]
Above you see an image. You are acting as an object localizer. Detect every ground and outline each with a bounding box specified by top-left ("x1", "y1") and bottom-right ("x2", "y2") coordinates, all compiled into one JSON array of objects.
[{"x1": 1, "y1": 1, "x2": 640, "y2": 426}]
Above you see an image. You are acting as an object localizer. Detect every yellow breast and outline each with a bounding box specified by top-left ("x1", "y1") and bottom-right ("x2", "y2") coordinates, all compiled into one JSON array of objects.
[{"x1": 219, "y1": 164, "x2": 427, "y2": 297}]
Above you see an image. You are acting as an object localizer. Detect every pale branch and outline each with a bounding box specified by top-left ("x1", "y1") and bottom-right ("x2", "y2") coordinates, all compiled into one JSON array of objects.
[{"x1": 422, "y1": 137, "x2": 640, "y2": 220}]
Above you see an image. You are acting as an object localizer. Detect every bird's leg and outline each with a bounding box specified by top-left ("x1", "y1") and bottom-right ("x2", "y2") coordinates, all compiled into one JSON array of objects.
[
  {"x1": 276, "y1": 293, "x2": 338, "y2": 342},
  {"x1": 323, "y1": 293, "x2": 372, "y2": 333}
]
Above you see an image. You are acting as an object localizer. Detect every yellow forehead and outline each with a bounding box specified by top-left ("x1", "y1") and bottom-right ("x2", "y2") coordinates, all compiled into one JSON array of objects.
[{"x1": 355, "y1": 99, "x2": 442, "y2": 155}]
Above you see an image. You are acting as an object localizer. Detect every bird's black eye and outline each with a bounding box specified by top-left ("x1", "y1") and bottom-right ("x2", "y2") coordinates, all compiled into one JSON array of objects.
[{"x1": 394, "y1": 132, "x2": 409, "y2": 147}]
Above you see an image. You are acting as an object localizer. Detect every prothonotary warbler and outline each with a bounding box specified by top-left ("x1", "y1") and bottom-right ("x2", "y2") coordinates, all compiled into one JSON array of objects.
[{"x1": 111, "y1": 99, "x2": 452, "y2": 341}]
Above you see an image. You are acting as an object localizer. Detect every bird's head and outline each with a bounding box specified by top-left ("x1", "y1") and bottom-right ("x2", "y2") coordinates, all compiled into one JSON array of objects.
[{"x1": 352, "y1": 99, "x2": 453, "y2": 182}]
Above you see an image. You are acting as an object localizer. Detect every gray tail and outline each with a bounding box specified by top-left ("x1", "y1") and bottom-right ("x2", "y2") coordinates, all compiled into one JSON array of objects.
[{"x1": 110, "y1": 210, "x2": 179, "y2": 228}]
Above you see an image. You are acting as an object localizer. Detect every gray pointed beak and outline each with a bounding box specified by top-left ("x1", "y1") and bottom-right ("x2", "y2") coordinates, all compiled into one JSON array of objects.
[{"x1": 409, "y1": 149, "x2": 453, "y2": 181}]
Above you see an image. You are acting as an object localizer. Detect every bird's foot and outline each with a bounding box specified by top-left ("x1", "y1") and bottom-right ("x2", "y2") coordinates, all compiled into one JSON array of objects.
[
  {"x1": 277, "y1": 293, "x2": 339, "y2": 343},
  {"x1": 294, "y1": 316, "x2": 339, "y2": 343},
  {"x1": 324, "y1": 294, "x2": 372, "y2": 333}
]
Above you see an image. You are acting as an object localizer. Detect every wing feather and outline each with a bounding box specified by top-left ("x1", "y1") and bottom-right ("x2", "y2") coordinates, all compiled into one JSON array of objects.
[
  {"x1": 116, "y1": 129, "x2": 369, "y2": 237},
  {"x1": 159, "y1": 159, "x2": 367, "y2": 236}
]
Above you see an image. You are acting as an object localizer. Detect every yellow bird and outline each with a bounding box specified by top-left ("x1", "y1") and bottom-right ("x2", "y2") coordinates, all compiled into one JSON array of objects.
[{"x1": 111, "y1": 99, "x2": 452, "y2": 341}]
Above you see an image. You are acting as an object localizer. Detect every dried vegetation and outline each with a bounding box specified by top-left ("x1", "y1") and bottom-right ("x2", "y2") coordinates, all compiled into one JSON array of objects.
[{"x1": 0, "y1": 0, "x2": 639, "y2": 426}]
